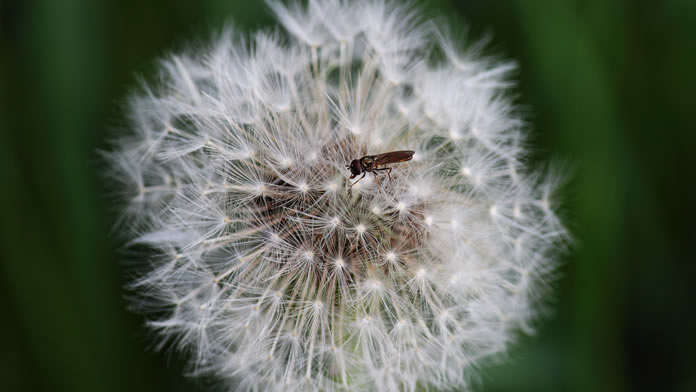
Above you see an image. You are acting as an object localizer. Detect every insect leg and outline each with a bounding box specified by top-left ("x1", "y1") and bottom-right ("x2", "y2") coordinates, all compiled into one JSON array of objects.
[
  {"x1": 350, "y1": 172, "x2": 366, "y2": 188},
  {"x1": 372, "y1": 171, "x2": 381, "y2": 190},
  {"x1": 372, "y1": 167, "x2": 393, "y2": 184}
]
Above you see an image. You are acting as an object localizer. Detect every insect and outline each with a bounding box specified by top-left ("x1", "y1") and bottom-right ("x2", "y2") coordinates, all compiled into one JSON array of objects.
[{"x1": 346, "y1": 150, "x2": 415, "y2": 188}]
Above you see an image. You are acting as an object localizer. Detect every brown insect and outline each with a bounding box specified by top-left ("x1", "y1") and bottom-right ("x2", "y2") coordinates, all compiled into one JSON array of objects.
[{"x1": 346, "y1": 150, "x2": 415, "y2": 187}]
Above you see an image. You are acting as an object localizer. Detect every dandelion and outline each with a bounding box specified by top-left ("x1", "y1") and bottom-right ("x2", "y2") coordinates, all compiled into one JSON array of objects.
[{"x1": 105, "y1": 0, "x2": 569, "y2": 390}]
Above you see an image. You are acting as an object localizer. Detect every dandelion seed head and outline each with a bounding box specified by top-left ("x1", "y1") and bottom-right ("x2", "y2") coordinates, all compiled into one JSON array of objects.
[{"x1": 106, "y1": 0, "x2": 569, "y2": 390}]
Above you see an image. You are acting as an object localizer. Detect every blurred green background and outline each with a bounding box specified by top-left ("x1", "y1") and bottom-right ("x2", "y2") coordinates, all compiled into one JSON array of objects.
[{"x1": 1, "y1": 1, "x2": 695, "y2": 391}]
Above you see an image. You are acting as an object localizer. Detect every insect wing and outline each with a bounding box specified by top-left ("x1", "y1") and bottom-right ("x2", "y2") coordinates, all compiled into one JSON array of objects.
[{"x1": 373, "y1": 150, "x2": 415, "y2": 166}]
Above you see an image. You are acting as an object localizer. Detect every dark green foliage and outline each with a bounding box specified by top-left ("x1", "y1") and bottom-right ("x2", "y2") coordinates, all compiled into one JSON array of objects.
[{"x1": 1, "y1": 1, "x2": 694, "y2": 391}]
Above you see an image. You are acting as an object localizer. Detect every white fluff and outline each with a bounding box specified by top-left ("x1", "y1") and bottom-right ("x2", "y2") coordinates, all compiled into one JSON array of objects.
[{"x1": 106, "y1": 1, "x2": 569, "y2": 390}]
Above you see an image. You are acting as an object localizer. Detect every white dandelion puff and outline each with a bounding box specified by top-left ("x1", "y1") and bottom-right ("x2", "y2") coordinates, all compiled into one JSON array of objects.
[{"x1": 105, "y1": 1, "x2": 570, "y2": 391}]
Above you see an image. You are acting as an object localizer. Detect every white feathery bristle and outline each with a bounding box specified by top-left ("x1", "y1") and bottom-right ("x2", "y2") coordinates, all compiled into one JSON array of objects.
[{"x1": 106, "y1": 1, "x2": 569, "y2": 391}]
